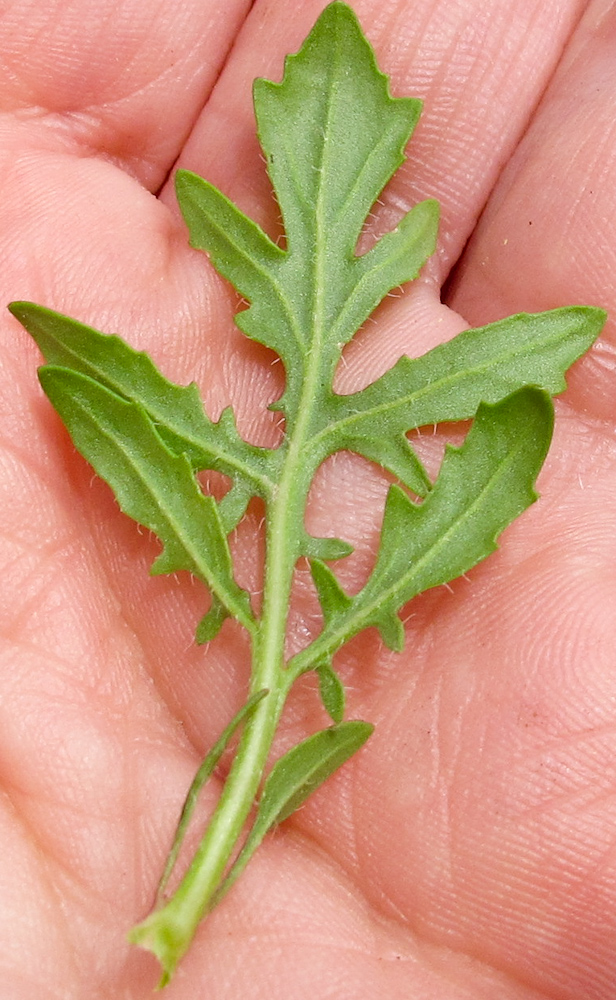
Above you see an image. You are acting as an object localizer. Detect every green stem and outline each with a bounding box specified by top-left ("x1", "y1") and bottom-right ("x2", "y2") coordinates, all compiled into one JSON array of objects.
[{"x1": 128, "y1": 454, "x2": 310, "y2": 986}]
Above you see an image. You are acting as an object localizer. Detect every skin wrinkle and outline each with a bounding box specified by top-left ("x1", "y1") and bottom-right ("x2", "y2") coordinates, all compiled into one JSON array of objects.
[
  {"x1": 2, "y1": 552, "x2": 81, "y2": 641},
  {"x1": 0, "y1": 2, "x2": 256, "y2": 190},
  {"x1": 67, "y1": 495, "x2": 215, "y2": 769},
  {"x1": 0, "y1": 447, "x2": 207, "y2": 961},
  {"x1": 447, "y1": 27, "x2": 616, "y2": 324},
  {"x1": 389, "y1": 0, "x2": 588, "y2": 279},
  {"x1": 0, "y1": 785, "x2": 81, "y2": 990},
  {"x1": 0, "y1": 438, "x2": 57, "y2": 495}
]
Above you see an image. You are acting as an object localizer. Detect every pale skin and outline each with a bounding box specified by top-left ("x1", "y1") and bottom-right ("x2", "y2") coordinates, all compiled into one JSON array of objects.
[{"x1": 1, "y1": 0, "x2": 616, "y2": 996}]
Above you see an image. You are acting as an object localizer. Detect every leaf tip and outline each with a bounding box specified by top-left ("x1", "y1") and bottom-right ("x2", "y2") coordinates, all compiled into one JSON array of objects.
[
  {"x1": 8, "y1": 299, "x2": 50, "y2": 333},
  {"x1": 7, "y1": 299, "x2": 27, "y2": 319},
  {"x1": 310, "y1": 558, "x2": 353, "y2": 622}
]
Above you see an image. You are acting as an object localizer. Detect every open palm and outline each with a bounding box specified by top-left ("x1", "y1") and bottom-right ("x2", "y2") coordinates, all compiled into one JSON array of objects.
[{"x1": 2, "y1": 1, "x2": 615, "y2": 997}]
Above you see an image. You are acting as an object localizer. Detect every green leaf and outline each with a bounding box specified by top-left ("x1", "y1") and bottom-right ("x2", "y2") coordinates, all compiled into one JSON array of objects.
[
  {"x1": 38, "y1": 365, "x2": 255, "y2": 633},
  {"x1": 290, "y1": 386, "x2": 554, "y2": 670},
  {"x1": 213, "y1": 720, "x2": 373, "y2": 903},
  {"x1": 261, "y1": 720, "x2": 373, "y2": 825},
  {"x1": 310, "y1": 557, "x2": 353, "y2": 621},
  {"x1": 195, "y1": 594, "x2": 229, "y2": 644},
  {"x1": 340, "y1": 433, "x2": 432, "y2": 498},
  {"x1": 9, "y1": 1, "x2": 606, "y2": 987},
  {"x1": 318, "y1": 306, "x2": 605, "y2": 494},
  {"x1": 10, "y1": 301, "x2": 277, "y2": 518},
  {"x1": 301, "y1": 533, "x2": 354, "y2": 561}
]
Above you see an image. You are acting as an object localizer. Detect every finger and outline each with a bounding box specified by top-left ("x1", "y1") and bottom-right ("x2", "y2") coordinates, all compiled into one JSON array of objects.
[
  {"x1": 447, "y1": 0, "x2": 616, "y2": 423},
  {"x1": 0, "y1": 0, "x2": 253, "y2": 189},
  {"x1": 0, "y1": 0, "x2": 261, "y2": 428}
]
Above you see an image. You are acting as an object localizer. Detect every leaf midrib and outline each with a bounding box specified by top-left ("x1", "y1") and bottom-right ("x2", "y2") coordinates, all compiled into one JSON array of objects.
[{"x1": 312, "y1": 323, "x2": 571, "y2": 451}]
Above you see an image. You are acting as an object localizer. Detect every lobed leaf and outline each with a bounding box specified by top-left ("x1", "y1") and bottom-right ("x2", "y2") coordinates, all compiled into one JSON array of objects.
[
  {"x1": 292, "y1": 386, "x2": 554, "y2": 671},
  {"x1": 176, "y1": 2, "x2": 439, "y2": 425},
  {"x1": 39, "y1": 366, "x2": 255, "y2": 633},
  {"x1": 315, "y1": 306, "x2": 605, "y2": 494},
  {"x1": 9, "y1": 3, "x2": 608, "y2": 985}
]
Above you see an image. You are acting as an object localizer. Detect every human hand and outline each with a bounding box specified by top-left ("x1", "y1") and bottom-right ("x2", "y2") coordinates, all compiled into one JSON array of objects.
[{"x1": 1, "y1": 1, "x2": 615, "y2": 997}]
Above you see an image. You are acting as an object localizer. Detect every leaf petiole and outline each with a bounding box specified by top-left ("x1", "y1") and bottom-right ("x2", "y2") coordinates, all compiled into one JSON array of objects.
[{"x1": 155, "y1": 687, "x2": 269, "y2": 903}]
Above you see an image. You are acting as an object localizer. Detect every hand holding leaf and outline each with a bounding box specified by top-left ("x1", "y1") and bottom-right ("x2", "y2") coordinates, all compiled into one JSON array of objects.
[{"x1": 4, "y1": 1, "x2": 609, "y2": 993}]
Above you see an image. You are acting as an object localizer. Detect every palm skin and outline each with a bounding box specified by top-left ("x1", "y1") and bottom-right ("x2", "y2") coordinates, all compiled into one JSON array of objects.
[{"x1": 1, "y1": 0, "x2": 616, "y2": 996}]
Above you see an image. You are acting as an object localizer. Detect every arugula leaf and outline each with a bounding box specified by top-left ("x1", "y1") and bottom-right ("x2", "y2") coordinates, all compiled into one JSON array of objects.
[{"x1": 10, "y1": 0, "x2": 606, "y2": 987}]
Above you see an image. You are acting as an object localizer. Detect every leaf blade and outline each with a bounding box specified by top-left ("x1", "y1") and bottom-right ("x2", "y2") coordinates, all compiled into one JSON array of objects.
[
  {"x1": 255, "y1": 2, "x2": 422, "y2": 256},
  {"x1": 176, "y1": 2, "x2": 437, "y2": 430},
  {"x1": 174, "y1": 172, "x2": 303, "y2": 376},
  {"x1": 323, "y1": 307, "x2": 603, "y2": 471},
  {"x1": 340, "y1": 198, "x2": 439, "y2": 346},
  {"x1": 291, "y1": 386, "x2": 554, "y2": 671},
  {"x1": 39, "y1": 366, "x2": 255, "y2": 633},
  {"x1": 9, "y1": 301, "x2": 275, "y2": 512},
  {"x1": 212, "y1": 720, "x2": 373, "y2": 904},
  {"x1": 316, "y1": 662, "x2": 346, "y2": 724}
]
